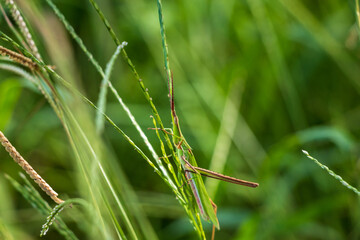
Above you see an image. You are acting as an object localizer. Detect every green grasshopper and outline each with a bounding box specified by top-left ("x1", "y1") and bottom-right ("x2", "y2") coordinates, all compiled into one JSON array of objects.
[
  {"x1": 165, "y1": 71, "x2": 259, "y2": 236},
  {"x1": 154, "y1": 1, "x2": 258, "y2": 236}
]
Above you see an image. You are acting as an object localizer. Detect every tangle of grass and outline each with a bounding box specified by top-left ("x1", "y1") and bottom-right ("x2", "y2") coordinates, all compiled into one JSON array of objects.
[
  {"x1": 43, "y1": 1, "x2": 174, "y2": 182},
  {"x1": 5, "y1": 173, "x2": 78, "y2": 240},
  {"x1": 87, "y1": 0, "x2": 176, "y2": 158}
]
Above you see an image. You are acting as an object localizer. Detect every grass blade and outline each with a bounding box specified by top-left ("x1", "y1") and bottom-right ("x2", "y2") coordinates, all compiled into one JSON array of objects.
[{"x1": 96, "y1": 42, "x2": 128, "y2": 134}]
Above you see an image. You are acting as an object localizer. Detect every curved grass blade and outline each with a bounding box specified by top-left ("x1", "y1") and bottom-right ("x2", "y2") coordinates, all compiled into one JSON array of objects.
[{"x1": 96, "y1": 42, "x2": 128, "y2": 134}]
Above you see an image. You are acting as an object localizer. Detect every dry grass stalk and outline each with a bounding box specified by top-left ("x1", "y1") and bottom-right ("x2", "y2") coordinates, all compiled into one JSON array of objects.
[
  {"x1": 5, "y1": 0, "x2": 42, "y2": 60},
  {"x1": 0, "y1": 131, "x2": 64, "y2": 204},
  {"x1": 0, "y1": 45, "x2": 37, "y2": 70}
]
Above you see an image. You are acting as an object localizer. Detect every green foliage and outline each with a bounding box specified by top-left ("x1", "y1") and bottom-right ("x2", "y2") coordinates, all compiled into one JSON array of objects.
[{"x1": 0, "y1": 0, "x2": 360, "y2": 239}]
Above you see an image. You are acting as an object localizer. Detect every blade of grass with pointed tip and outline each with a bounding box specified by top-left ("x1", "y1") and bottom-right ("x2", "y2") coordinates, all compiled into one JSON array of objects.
[{"x1": 96, "y1": 42, "x2": 127, "y2": 134}]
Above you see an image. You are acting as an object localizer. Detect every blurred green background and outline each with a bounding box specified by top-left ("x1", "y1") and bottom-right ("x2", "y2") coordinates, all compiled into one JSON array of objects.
[{"x1": 1, "y1": 0, "x2": 360, "y2": 239}]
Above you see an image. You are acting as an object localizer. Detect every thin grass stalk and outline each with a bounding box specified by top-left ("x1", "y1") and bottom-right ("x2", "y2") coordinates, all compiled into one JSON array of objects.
[
  {"x1": 302, "y1": 150, "x2": 360, "y2": 196},
  {"x1": 156, "y1": 0, "x2": 172, "y2": 83},
  {"x1": 87, "y1": 0, "x2": 121, "y2": 46},
  {"x1": 154, "y1": 0, "x2": 184, "y2": 177},
  {"x1": 154, "y1": 0, "x2": 183, "y2": 172},
  {"x1": 356, "y1": 0, "x2": 360, "y2": 36},
  {"x1": 100, "y1": 191, "x2": 127, "y2": 239},
  {"x1": 44, "y1": 0, "x2": 104, "y2": 77}
]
